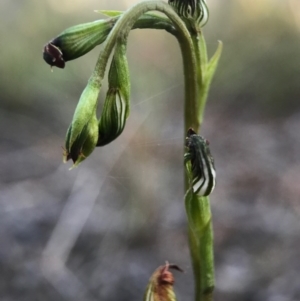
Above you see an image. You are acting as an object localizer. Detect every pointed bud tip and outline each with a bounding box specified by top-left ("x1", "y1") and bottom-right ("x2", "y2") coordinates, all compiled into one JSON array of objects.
[{"x1": 63, "y1": 151, "x2": 86, "y2": 169}]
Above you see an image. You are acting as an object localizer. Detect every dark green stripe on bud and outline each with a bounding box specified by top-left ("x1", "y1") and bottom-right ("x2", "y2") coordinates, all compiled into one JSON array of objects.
[
  {"x1": 97, "y1": 42, "x2": 130, "y2": 146},
  {"x1": 64, "y1": 81, "x2": 99, "y2": 168},
  {"x1": 168, "y1": 0, "x2": 209, "y2": 28},
  {"x1": 43, "y1": 19, "x2": 116, "y2": 68},
  {"x1": 184, "y1": 128, "x2": 216, "y2": 196}
]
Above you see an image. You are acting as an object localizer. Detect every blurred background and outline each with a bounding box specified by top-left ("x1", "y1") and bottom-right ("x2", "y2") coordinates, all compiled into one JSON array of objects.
[{"x1": 1, "y1": 0, "x2": 300, "y2": 300}]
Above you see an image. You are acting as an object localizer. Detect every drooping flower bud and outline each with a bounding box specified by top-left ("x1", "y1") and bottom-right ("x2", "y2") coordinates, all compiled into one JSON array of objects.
[
  {"x1": 168, "y1": 0, "x2": 209, "y2": 28},
  {"x1": 97, "y1": 42, "x2": 130, "y2": 146},
  {"x1": 97, "y1": 88, "x2": 127, "y2": 146},
  {"x1": 184, "y1": 128, "x2": 216, "y2": 196},
  {"x1": 144, "y1": 262, "x2": 182, "y2": 301},
  {"x1": 63, "y1": 81, "x2": 99, "y2": 167},
  {"x1": 43, "y1": 18, "x2": 116, "y2": 68}
]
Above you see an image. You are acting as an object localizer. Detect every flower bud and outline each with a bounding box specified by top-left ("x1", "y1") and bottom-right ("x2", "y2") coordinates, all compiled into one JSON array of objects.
[
  {"x1": 43, "y1": 18, "x2": 116, "y2": 68},
  {"x1": 97, "y1": 42, "x2": 130, "y2": 146},
  {"x1": 97, "y1": 88, "x2": 126, "y2": 146},
  {"x1": 168, "y1": 0, "x2": 209, "y2": 28},
  {"x1": 63, "y1": 81, "x2": 99, "y2": 167},
  {"x1": 185, "y1": 128, "x2": 216, "y2": 196},
  {"x1": 144, "y1": 262, "x2": 182, "y2": 301}
]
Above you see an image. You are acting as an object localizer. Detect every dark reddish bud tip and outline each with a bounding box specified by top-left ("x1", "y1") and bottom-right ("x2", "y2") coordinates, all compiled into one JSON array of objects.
[{"x1": 43, "y1": 42, "x2": 65, "y2": 68}]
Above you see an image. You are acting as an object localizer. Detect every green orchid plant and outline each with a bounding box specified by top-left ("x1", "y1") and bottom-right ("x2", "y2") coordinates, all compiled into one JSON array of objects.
[{"x1": 43, "y1": 0, "x2": 222, "y2": 300}]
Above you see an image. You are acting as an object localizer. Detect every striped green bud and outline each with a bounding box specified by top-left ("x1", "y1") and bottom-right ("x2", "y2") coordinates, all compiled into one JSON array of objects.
[
  {"x1": 143, "y1": 263, "x2": 182, "y2": 301},
  {"x1": 168, "y1": 0, "x2": 209, "y2": 28},
  {"x1": 43, "y1": 13, "x2": 178, "y2": 69},
  {"x1": 43, "y1": 18, "x2": 116, "y2": 68},
  {"x1": 184, "y1": 128, "x2": 216, "y2": 196},
  {"x1": 63, "y1": 81, "x2": 99, "y2": 167},
  {"x1": 97, "y1": 88, "x2": 127, "y2": 146},
  {"x1": 97, "y1": 42, "x2": 130, "y2": 146}
]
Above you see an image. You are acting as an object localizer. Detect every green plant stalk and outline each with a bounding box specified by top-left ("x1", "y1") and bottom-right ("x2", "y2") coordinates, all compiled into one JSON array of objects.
[
  {"x1": 184, "y1": 28, "x2": 222, "y2": 301},
  {"x1": 191, "y1": 31, "x2": 207, "y2": 129},
  {"x1": 189, "y1": 31, "x2": 214, "y2": 301},
  {"x1": 185, "y1": 31, "x2": 214, "y2": 300},
  {"x1": 185, "y1": 191, "x2": 214, "y2": 301},
  {"x1": 184, "y1": 138, "x2": 214, "y2": 301}
]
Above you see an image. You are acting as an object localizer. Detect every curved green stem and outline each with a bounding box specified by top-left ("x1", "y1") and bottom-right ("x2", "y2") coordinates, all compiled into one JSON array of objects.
[
  {"x1": 89, "y1": 1, "x2": 198, "y2": 133},
  {"x1": 107, "y1": 12, "x2": 178, "y2": 36}
]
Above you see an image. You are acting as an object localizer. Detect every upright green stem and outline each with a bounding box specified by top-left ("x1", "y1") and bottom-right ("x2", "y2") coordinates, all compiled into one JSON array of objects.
[
  {"x1": 185, "y1": 192, "x2": 214, "y2": 301},
  {"x1": 185, "y1": 26, "x2": 216, "y2": 301},
  {"x1": 191, "y1": 31, "x2": 208, "y2": 130}
]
